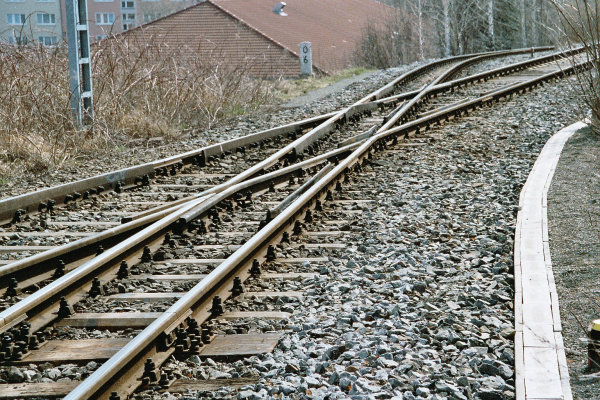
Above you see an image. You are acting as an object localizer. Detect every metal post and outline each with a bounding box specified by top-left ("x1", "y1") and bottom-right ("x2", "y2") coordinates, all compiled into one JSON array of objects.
[{"x1": 65, "y1": 0, "x2": 93, "y2": 127}]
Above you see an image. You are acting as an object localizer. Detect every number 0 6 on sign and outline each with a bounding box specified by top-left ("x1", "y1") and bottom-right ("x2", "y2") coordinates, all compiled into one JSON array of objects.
[{"x1": 300, "y1": 41, "x2": 312, "y2": 76}]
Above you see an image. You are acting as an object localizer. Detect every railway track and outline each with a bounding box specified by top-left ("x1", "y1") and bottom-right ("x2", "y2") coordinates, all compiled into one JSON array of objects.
[{"x1": 0, "y1": 46, "x2": 587, "y2": 399}]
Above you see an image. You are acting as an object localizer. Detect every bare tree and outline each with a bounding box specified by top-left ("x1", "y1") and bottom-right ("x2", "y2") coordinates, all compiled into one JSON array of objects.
[
  {"x1": 552, "y1": 0, "x2": 600, "y2": 132},
  {"x1": 488, "y1": 0, "x2": 495, "y2": 48},
  {"x1": 521, "y1": 0, "x2": 527, "y2": 46}
]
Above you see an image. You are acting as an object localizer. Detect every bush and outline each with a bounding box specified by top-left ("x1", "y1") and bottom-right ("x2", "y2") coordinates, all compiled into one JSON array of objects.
[
  {"x1": 0, "y1": 34, "x2": 274, "y2": 176},
  {"x1": 353, "y1": 14, "x2": 421, "y2": 69},
  {"x1": 554, "y1": 0, "x2": 600, "y2": 133}
]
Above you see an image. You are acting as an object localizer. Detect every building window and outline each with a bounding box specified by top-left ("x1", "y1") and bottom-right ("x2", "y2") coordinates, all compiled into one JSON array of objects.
[
  {"x1": 36, "y1": 13, "x2": 56, "y2": 25},
  {"x1": 94, "y1": 0, "x2": 113, "y2": 2},
  {"x1": 95, "y1": 12, "x2": 114, "y2": 25},
  {"x1": 143, "y1": 12, "x2": 160, "y2": 23},
  {"x1": 7, "y1": 36, "x2": 27, "y2": 44},
  {"x1": 5, "y1": 0, "x2": 25, "y2": 3},
  {"x1": 36, "y1": 0, "x2": 55, "y2": 3},
  {"x1": 142, "y1": 0, "x2": 160, "y2": 2},
  {"x1": 121, "y1": 0, "x2": 134, "y2": 8},
  {"x1": 122, "y1": 12, "x2": 135, "y2": 30},
  {"x1": 6, "y1": 13, "x2": 26, "y2": 25},
  {"x1": 38, "y1": 35, "x2": 57, "y2": 46}
]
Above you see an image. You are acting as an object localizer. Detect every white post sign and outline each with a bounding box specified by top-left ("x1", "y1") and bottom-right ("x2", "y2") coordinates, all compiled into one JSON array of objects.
[{"x1": 299, "y1": 41, "x2": 313, "y2": 76}]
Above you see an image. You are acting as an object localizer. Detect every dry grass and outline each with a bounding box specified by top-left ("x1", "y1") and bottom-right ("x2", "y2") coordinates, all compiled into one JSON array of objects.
[
  {"x1": 0, "y1": 35, "x2": 275, "y2": 176},
  {"x1": 272, "y1": 67, "x2": 373, "y2": 101}
]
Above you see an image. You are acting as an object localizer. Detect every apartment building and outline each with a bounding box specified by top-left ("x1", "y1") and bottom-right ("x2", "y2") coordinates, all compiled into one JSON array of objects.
[
  {"x1": 0, "y1": 0, "x2": 195, "y2": 44},
  {"x1": 0, "y1": 0, "x2": 64, "y2": 45}
]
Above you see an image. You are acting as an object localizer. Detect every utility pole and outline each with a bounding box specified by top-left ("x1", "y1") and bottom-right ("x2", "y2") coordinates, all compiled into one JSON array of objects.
[{"x1": 65, "y1": 0, "x2": 93, "y2": 127}]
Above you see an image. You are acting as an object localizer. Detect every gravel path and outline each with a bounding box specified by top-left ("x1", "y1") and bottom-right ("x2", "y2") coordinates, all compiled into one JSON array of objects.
[
  {"x1": 127, "y1": 79, "x2": 583, "y2": 400},
  {"x1": 547, "y1": 127, "x2": 600, "y2": 400}
]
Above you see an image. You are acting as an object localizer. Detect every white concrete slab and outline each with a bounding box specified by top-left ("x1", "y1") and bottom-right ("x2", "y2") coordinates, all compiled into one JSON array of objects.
[{"x1": 514, "y1": 120, "x2": 586, "y2": 400}]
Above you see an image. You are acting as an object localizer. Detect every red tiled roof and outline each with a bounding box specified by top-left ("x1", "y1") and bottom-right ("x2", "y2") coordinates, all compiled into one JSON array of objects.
[
  {"x1": 121, "y1": 0, "x2": 395, "y2": 76},
  {"x1": 210, "y1": 0, "x2": 395, "y2": 72},
  {"x1": 122, "y1": 2, "x2": 303, "y2": 77}
]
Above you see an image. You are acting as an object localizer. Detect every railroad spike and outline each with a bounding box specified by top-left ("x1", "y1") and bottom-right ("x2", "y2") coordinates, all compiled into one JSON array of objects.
[
  {"x1": 141, "y1": 246, "x2": 152, "y2": 263},
  {"x1": 186, "y1": 317, "x2": 201, "y2": 336},
  {"x1": 89, "y1": 277, "x2": 104, "y2": 297},
  {"x1": 82, "y1": 190, "x2": 90, "y2": 200},
  {"x1": 315, "y1": 200, "x2": 323, "y2": 212},
  {"x1": 163, "y1": 232, "x2": 171, "y2": 245},
  {"x1": 57, "y1": 296, "x2": 74, "y2": 318},
  {"x1": 304, "y1": 210, "x2": 313, "y2": 223},
  {"x1": 266, "y1": 245, "x2": 276, "y2": 262},
  {"x1": 335, "y1": 181, "x2": 343, "y2": 192},
  {"x1": 210, "y1": 296, "x2": 224, "y2": 316},
  {"x1": 96, "y1": 245, "x2": 104, "y2": 255},
  {"x1": 38, "y1": 202, "x2": 47, "y2": 212},
  {"x1": 201, "y1": 326, "x2": 213, "y2": 344},
  {"x1": 12, "y1": 209, "x2": 25, "y2": 224},
  {"x1": 326, "y1": 190, "x2": 334, "y2": 202},
  {"x1": 5, "y1": 278, "x2": 18, "y2": 297},
  {"x1": 142, "y1": 358, "x2": 158, "y2": 383},
  {"x1": 197, "y1": 220, "x2": 207, "y2": 234},
  {"x1": 231, "y1": 277, "x2": 244, "y2": 297},
  {"x1": 114, "y1": 182, "x2": 122, "y2": 194},
  {"x1": 109, "y1": 393, "x2": 121, "y2": 400},
  {"x1": 117, "y1": 261, "x2": 129, "y2": 279},
  {"x1": 159, "y1": 371, "x2": 171, "y2": 387},
  {"x1": 53, "y1": 260, "x2": 66, "y2": 279},
  {"x1": 250, "y1": 259, "x2": 261, "y2": 276},
  {"x1": 269, "y1": 181, "x2": 276, "y2": 193},
  {"x1": 293, "y1": 221, "x2": 303, "y2": 235},
  {"x1": 280, "y1": 231, "x2": 290, "y2": 244},
  {"x1": 28, "y1": 334, "x2": 40, "y2": 350},
  {"x1": 64, "y1": 194, "x2": 74, "y2": 204}
]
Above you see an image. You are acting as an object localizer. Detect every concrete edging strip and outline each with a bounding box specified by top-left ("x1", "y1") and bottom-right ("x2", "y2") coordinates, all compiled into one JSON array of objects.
[{"x1": 514, "y1": 120, "x2": 587, "y2": 400}]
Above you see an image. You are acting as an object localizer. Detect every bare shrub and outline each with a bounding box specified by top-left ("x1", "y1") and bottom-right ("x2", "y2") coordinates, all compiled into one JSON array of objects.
[
  {"x1": 553, "y1": 0, "x2": 600, "y2": 133},
  {"x1": 0, "y1": 33, "x2": 274, "y2": 176},
  {"x1": 353, "y1": 13, "x2": 421, "y2": 69}
]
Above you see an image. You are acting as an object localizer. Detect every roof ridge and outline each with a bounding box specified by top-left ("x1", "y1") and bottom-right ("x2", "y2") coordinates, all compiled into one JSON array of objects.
[
  {"x1": 130, "y1": 3, "x2": 202, "y2": 34},
  {"x1": 206, "y1": 0, "x2": 329, "y2": 74}
]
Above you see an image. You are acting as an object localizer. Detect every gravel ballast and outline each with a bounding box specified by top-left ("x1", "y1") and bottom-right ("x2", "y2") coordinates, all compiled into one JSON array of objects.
[
  {"x1": 0, "y1": 52, "x2": 551, "y2": 200},
  {"x1": 547, "y1": 127, "x2": 600, "y2": 400},
  {"x1": 128, "y1": 78, "x2": 583, "y2": 400},
  {"x1": 0, "y1": 57, "x2": 584, "y2": 399}
]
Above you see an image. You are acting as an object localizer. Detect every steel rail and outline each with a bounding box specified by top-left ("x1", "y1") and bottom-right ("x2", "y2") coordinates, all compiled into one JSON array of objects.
[
  {"x1": 375, "y1": 46, "x2": 585, "y2": 105},
  {"x1": 0, "y1": 48, "x2": 563, "y2": 293},
  {"x1": 64, "y1": 55, "x2": 582, "y2": 400},
  {"x1": 0, "y1": 52, "x2": 471, "y2": 302},
  {"x1": 0, "y1": 111, "x2": 337, "y2": 225},
  {"x1": 0, "y1": 47, "x2": 551, "y2": 226},
  {"x1": 0, "y1": 139, "x2": 362, "y2": 334},
  {"x1": 363, "y1": 46, "x2": 554, "y2": 102}
]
